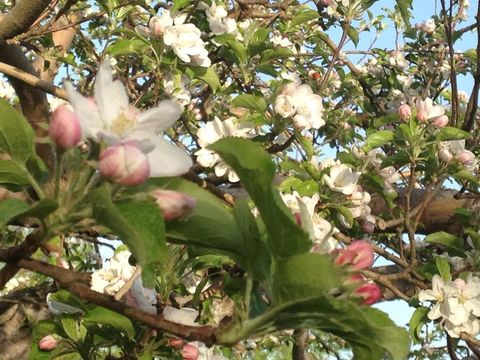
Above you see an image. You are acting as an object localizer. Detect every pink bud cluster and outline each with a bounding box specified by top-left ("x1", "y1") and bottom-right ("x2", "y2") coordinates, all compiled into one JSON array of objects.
[{"x1": 335, "y1": 241, "x2": 381, "y2": 305}]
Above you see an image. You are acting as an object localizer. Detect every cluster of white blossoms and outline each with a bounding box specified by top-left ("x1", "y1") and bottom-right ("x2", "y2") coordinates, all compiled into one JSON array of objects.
[
  {"x1": 90, "y1": 250, "x2": 157, "y2": 314},
  {"x1": 389, "y1": 51, "x2": 408, "y2": 71},
  {"x1": 438, "y1": 139, "x2": 477, "y2": 169},
  {"x1": 274, "y1": 80, "x2": 324, "y2": 130},
  {"x1": 419, "y1": 274, "x2": 480, "y2": 338},
  {"x1": 201, "y1": 1, "x2": 241, "y2": 39},
  {"x1": 163, "y1": 72, "x2": 191, "y2": 107},
  {"x1": 416, "y1": 18, "x2": 436, "y2": 34},
  {"x1": 195, "y1": 117, "x2": 254, "y2": 182},
  {"x1": 280, "y1": 191, "x2": 338, "y2": 253},
  {"x1": 0, "y1": 77, "x2": 15, "y2": 101},
  {"x1": 141, "y1": 10, "x2": 211, "y2": 67}
]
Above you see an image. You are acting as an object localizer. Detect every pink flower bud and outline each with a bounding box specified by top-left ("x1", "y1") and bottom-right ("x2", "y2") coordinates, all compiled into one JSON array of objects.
[
  {"x1": 457, "y1": 150, "x2": 476, "y2": 167},
  {"x1": 398, "y1": 104, "x2": 412, "y2": 120},
  {"x1": 438, "y1": 148, "x2": 453, "y2": 163},
  {"x1": 345, "y1": 273, "x2": 364, "y2": 284},
  {"x1": 354, "y1": 283, "x2": 382, "y2": 305},
  {"x1": 361, "y1": 221, "x2": 375, "y2": 234},
  {"x1": 335, "y1": 240, "x2": 374, "y2": 270},
  {"x1": 49, "y1": 105, "x2": 82, "y2": 149},
  {"x1": 433, "y1": 115, "x2": 449, "y2": 128},
  {"x1": 169, "y1": 338, "x2": 184, "y2": 349},
  {"x1": 182, "y1": 343, "x2": 199, "y2": 360},
  {"x1": 98, "y1": 143, "x2": 150, "y2": 186},
  {"x1": 38, "y1": 335, "x2": 58, "y2": 351},
  {"x1": 416, "y1": 110, "x2": 428, "y2": 122},
  {"x1": 151, "y1": 189, "x2": 196, "y2": 220}
]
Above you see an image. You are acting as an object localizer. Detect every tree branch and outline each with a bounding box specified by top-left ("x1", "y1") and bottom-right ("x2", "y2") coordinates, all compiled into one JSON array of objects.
[{"x1": 0, "y1": 0, "x2": 51, "y2": 40}]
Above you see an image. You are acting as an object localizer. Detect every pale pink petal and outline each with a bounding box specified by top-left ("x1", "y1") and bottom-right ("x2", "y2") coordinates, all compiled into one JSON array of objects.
[{"x1": 146, "y1": 136, "x2": 192, "y2": 177}]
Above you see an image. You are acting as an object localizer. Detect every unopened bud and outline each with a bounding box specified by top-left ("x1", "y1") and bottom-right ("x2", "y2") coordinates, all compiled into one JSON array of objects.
[
  {"x1": 98, "y1": 143, "x2": 150, "y2": 186},
  {"x1": 433, "y1": 115, "x2": 449, "y2": 128},
  {"x1": 416, "y1": 110, "x2": 428, "y2": 122},
  {"x1": 182, "y1": 343, "x2": 199, "y2": 360},
  {"x1": 354, "y1": 282, "x2": 382, "y2": 305},
  {"x1": 169, "y1": 338, "x2": 184, "y2": 349},
  {"x1": 457, "y1": 150, "x2": 476, "y2": 167},
  {"x1": 38, "y1": 335, "x2": 59, "y2": 351},
  {"x1": 438, "y1": 148, "x2": 453, "y2": 162},
  {"x1": 49, "y1": 105, "x2": 82, "y2": 149},
  {"x1": 398, "y1": 104, "x2": 412, "y2": 120},
  {"x1": 151, "y1": 189, "x2": 196, "y2": 220},
  {"x1": 362, "y1": 221, "x2": 375, "y2": 234},
  {"x1": 335, "y1": 240, "x2": 374, "y2": 270}
]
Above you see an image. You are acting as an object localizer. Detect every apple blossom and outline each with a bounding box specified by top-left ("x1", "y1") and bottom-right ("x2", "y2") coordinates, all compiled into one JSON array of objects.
[
  {"x1": 38, "y1": 335, "x2": 59, "y2": 351},
  {"x1": 164, "y1": 23, "x2": 211, "y2": 67},
  {"x1": 163, "y1": 72, "x2": 191, "y2": 107},
  {"x1": 335, "y1": 241, "x2": 374, "y2": 270},
  {"x1": 457, "y1": 150, "x2": 476, "y2": 167},
  {"x1": 195, "y1": 117, "x2": 254, "y2": 182},
  {"x1": 203, "y1": 2, "x2": 241, "y2": 39},
  {"x1": 324, "y1": 163, "x2": 361, "y2": 195},
  {"x1": 183, "y1": 343, "x2": 200, "y2": 360},
  {"x1": 433, "y1": 115, "x2": 449, "y2": 128},
  {"x1": 66, "y1": 62, "x2": 192, "y2": 177},
  {"x1": 151, "y1": 189, "x2": 196, "y2": 220},
  {"x1": 149, "y1": 11, "x2": 173, "y2": 36},
  {"x1": 398, "y1": 104, "x2": 412, "y2": 120},
  {"x1": 90, "y1": 250, "x2": 135, "y2": 295},
  {"x1": 354, "y1": 283, "x2": 382, "y2": 305},
  {"x1": 415, "y1": 97, "x2": 445, "y2": 122},
  {"x1": 98, "y1": 142, "x2": 150, "y2": 186},
  {"x1": 49, "y1": 105, "x2": 82, "y2": 149}
]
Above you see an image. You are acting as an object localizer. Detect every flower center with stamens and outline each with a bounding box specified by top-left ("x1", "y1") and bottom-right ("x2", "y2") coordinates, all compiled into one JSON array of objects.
[{"x1": 110, "y1": 107, "x2": 138, "y2": 136}]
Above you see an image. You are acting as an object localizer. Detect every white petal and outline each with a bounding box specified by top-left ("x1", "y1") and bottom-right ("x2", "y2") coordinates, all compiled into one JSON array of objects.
[
  {"x1": 163, "y1": 306, "x2": 199, "y2": 326},
  {"x1": 136, "y1": 101, "x2": 183, "y2": 132},
  {"x1": 94, "y1": 62, "x2": 130, "y2": 124},
  {"x1": 146, "y1": 136, "x2": 192, "y2": 176},
  {"x1": 65, "y1": 82, "x2": 103, "y2": 140}
]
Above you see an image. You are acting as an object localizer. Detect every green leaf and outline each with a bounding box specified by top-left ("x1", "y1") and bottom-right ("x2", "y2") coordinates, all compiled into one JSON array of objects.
[
  {"x1": 364, "y1": 130, "x2": 394, "y2": 151},
  {"x1": 260, "y1": 48, "x2": 294, "y2": 63},
  {"x1": 90, "y1": 185, "x2": 166, "y2": 287},
  {"x1": 396, "y1": 0, "x2": 412, "y2": 27},
  {"x1": 248, "y1": 28, "x2": 271, "y2": 56},
  {"x1": 61, "y1": 315, "x2": 81, "y2": 341},
  {"x1": 453, "y1": 170, "x2": 477, "y2": 183},
  {"x1": 29, "y1": 320, "x2": 65, "y2": 360},
  {"x1": 336, "y1": 206, "x2": 354, "y2": 228},
  {"x1": 189, "y1": 66, "x2": 221, "y2": 93},
  {"x1": 425, "y1": 231, "x2": 464, "y2": 251},
  {"x1": 0, "y1": 159, "x2": 30, "y2": 191},
  {"x1": 435, "y1": 256, "x2": 451, "y2": 281},
  {"x1": 106, "y1": 38, "x2": 148, "y2": 56},
  {"x1": 84, "y1": 306, "x2": 135, "y2": 340},
  {"x1": 0, "y1": 198, "x2": 29, "y2": 227},
  {"x1": 289, "y1": 8, "x2": 319, "y2": 28},
  {"x1": 209, "y1": 138, "x2": 311, "y2": 258},
  {"x1": 272, "y1": 253, "x2": 341, "y2": 304},
  {"x1": 172, "y1": 0, "x2": 189, "y2": 11},
  {"x1": 347, "y1": 26, "x2": 359, "y2": 47},
  {"x1": 436, "y1": 127, "x2": 470, "y2": 141},
  {"x1": 233, "y1": 198, "x2": 271, "y2": 281},
  {"x1": 231, "y1": 94, "x2": 267, "y2": 113},
  {"x1": 409, "y1": 307, "x2": 429, "y2": 343},
  {"x1": 0, "y1": 98, "x2": 35, "y2": 163},
  {"x1": 16, "y1": 199, "x2": 58, "y2": 220},
  {"x1": 155, "y1": 177, "x2": 244, "y2": 257}
]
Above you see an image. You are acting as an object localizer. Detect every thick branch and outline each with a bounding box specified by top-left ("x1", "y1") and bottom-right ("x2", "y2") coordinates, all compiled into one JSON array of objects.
[{"x1": 0, "y1": 0, "x2": 51, "y2": 40}]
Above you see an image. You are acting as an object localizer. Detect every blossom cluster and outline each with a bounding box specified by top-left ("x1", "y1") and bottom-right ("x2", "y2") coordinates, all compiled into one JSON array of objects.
[
  {"x1": 419, "y1": 274, "x2": 480, "y2": 338},
  {"x1": 274, "y1": 80, "x2": 325, "y2": 130}
]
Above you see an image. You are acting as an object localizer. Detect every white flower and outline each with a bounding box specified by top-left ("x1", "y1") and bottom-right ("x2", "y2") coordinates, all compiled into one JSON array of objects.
[
  {"x1": 419, "y1": 275, "x2": 449, "y2": 320},
  {"x1": 90, "y1": 250, "x2": 135, "y2": 295},
  {"x1": 163, "y1": 305, "x2": 200, "y2": 326},
  {"x1": 130, "y1": 276, "x2": 157, "y2": 314},
  {"x1": 415, "y1": 97, "x2": 445, "y2": 121},
  {"x1": 420, "y1": 19, "x2": 436, "y2": 34},
  {"x1": 66, "y1": 62, "x2": 192, "y2": 177},
  {"x1": 274, "y1": 83, "x2": 325, "y2": 130},
  {"x1": 389, "y1": 51, "x2": 408, "y2": 71},
  {"x1": 204, "y1": 2, "x2": 241, "y2": 39},
  {"x1": 163, "y1": 72, "x2": 191, "y2": 106},
  {"x1": 164, "y1": 24, "x2": 211, "y2": 67},
  {"x1": 324, "y1": 164, "x2": 360, "y2": 195},
  {"x1": 195, "y1": 117, "x2": 254, "y2": 182}
]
